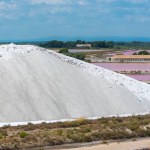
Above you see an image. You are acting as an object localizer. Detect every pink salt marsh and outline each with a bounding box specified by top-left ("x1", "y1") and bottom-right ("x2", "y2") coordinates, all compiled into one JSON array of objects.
[{"x1": 93, "y1": 63, "x2": 150, "y2": 72}]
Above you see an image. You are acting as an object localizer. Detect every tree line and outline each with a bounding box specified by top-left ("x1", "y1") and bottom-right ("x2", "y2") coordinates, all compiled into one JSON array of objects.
[{"x1": 40, "y1": 40, "x2": 114, "y2": 48}]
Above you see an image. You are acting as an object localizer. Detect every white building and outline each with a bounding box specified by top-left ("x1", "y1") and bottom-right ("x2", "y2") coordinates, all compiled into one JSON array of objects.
[{"x1": 76, "y1": 44, "x2": 91, "y2": 48}]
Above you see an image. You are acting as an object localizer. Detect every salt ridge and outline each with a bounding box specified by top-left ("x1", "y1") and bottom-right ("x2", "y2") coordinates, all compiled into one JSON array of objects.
[{"x1": 46, "y1": 47, "x2": 150, "y2": 102}]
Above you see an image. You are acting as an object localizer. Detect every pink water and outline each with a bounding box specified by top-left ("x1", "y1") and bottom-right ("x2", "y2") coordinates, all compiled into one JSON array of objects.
[
  {"x1": 93, "y1": 63, "x2": 150, "y2": 71},
  {"x1": 106, "y1": 50, "x2": 150, "y2": 56},
  {"x1": 93, "y1": 63, "x2": 150, "y2": 81},
  {"x1": 127, "y1": 75, "x2": 150, "y2": 81},
  {"x1": 123, "y1": 50, "x2": 150, "y2": 55}
]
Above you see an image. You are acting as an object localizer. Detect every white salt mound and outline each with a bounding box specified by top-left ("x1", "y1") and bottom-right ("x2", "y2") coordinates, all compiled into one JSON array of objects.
[{"x1": 0, "y1": 44, "x2": 150, "y2": 123}]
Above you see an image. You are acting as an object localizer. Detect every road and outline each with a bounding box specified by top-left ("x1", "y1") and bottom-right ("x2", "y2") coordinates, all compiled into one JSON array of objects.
[{"x1": 62, "y1": 138, "x2": 150, "y2": 150}]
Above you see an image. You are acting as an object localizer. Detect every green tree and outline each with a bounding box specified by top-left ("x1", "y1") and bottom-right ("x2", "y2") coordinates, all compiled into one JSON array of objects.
[{"x1": 138, "y1": 50, "x2": 149, "y2": 55}]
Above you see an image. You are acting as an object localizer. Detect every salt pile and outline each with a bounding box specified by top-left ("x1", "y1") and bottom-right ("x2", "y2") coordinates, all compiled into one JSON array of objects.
[{"x1": 0, "y1": 44, "x2": 150, "y2": 124}]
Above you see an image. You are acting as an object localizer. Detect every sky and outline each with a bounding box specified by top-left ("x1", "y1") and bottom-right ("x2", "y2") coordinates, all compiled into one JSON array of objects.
[{"x1": 0, "y1": 0, "x2": 150, "y2": 41}]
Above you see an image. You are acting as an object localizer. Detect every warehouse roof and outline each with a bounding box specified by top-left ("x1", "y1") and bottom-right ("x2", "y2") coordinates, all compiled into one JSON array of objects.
[{"x1": 112, "y1": 55, "x2": 150, "y2": 59}]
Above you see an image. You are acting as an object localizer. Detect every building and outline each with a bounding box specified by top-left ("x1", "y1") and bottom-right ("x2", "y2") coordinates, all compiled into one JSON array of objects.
[
  {"x1": 76, "y1": 44, "x2": 91, "y2": 48},
  {"x1": 109, "y1": 55, "x2": 150, "y2": 63}
]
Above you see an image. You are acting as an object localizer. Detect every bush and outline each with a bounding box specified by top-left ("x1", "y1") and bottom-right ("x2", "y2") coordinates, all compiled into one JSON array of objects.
[
  {"x1": 79, "y1": 126, "x2": 91, "y2": 133},
  {"x1": 19, "y1": 132, "x2": 28, "y2": 138},
  {"x1": 74, "y1": 117, "x2": 88, "y2": 125},
  {"x1": 69, "y1": 133, "x2": 93, "y2": 143},
  {"x1": 67, "y1": 53, "x2": 85, "y2": 60},
  {"x1": 101, "y1": 140, "x2": 108, "y2": 144},
  {"x1": 0, "y1": 130, "x2": 8, "y2": 137},
  {"x1": 56, "y1": 130, "x2": 63, "y2": 136},
  {"x1": 128, "y1": 123, "x2": 139, "y2": 131},
  {"x1": 59, "y1": 48, "x2": 68, "y2": 53},
  {"x1": 138, "y1": 50, "x2": 149, "y2": 55}
]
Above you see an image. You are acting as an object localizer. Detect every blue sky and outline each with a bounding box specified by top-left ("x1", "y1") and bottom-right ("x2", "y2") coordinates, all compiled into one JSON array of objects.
[{"x1": 0, "y1": 0, "x2": 150, "y2": 40}]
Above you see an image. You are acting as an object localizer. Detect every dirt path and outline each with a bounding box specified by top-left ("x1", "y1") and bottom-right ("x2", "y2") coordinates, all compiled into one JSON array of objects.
[{"x1": 62, "y1": 138, "x2": 150, "y2": 150}]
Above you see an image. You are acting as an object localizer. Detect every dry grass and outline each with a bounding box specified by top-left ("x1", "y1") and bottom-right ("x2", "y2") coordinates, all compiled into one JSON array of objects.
[{"x1": 0, "y1": 115, "x2": 150, "y2": 149}]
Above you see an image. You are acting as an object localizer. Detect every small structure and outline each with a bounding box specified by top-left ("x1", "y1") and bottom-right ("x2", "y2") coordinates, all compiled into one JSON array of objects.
[
  {"x1": 109, "y1": 55, "x2": 150, "y2": 63},
  {"x1": 76, "y1": 44, "x2": 91, "y2": 48}
]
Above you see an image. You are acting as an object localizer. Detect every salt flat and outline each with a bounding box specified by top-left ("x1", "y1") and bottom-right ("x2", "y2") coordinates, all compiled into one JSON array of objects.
[{"x1": 0, "y1": 44, "x2": 150, "y2": 123}]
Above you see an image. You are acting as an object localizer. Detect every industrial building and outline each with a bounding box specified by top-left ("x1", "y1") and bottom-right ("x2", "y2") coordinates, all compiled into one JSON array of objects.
[{"x1": 110, "y1": 55, "x2": 150, "y2": 63}]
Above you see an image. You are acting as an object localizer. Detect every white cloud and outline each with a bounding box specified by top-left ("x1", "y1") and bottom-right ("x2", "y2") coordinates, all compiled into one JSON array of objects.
[
  {"x1": 0, "y1": 1, "x2": 17, "y2": 19},
  {"x1": 96, "y1": 0, "x2": 117, "y2": 3},
  {"x1": 31, "y1": 0, "x2": 89, "y2": 6},
  {"x1": 0, "y1": 1, "x2": 16, "y2": 10},
  {"x1": 31, "y1": 0, "x2": 70, "y2": 5},
  {"x1": 29, "y1": 0, "x2": 75, "y2": 16},
  {"x1": 78, "y1": 0, "x2": 88, "y2": 6}
]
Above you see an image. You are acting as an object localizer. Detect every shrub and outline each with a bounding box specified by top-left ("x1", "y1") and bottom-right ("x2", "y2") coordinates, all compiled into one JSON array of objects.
[
  {"x1": 19, "y1": 132, "x2": 28, "y2": 138},
  {"x1": 0, "y1": 130, "x2": 8, "y2": 137},
  {"x1": 69, "y1": 133, "x2": 93, "y2": 143},
  {"x1": 59, "y1": 48, "x2": 68, "y2": 53},
  {"x1": 56, "y1": 130, "x2": 63, "y2": 136},
  {"x1": 128, "y1": 123, "x2": 140, "y2": 131},
  {"x1": 65, "y1": 52, "x2": 86, "y2": 60},
  {"x1": 80, "y1": 126, "x2": 91, "y2": 133},
  {"x1": 138, "y1": 50, "x2": 149, "y2": 55},
  {"x1": 101, "y1": 140, "x2": 108, "y2": 144},
  {"x1": 75, "y1": 117, "x2": 88, "y2": 125}
]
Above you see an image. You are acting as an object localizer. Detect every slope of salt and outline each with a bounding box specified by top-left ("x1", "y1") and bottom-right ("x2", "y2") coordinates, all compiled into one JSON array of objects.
[{"x1": 45, "y1": 47, "x2": 150, "y2": 102}]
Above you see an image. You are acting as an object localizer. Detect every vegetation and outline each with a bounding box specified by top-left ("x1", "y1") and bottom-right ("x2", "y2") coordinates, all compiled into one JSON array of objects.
[
  {"x1": 132, "y1": 50, "x2": 150, "y2": 55},
  {"x1": 59, "y1": 48, "x2": 69, "y2": 53},
  {"x1": 1, "y1": 40, "x2": 150, "y2": 50},
  {"x1": 19, "y1": 132, "x2": 28, "y2": 138},
  {"x1": 138, "y1": 50, "x2": 150, "y2": 55},
  {"x1": 66, "y1": 53, "x2": 85, "y2": 61},
  {"x1": 1, "y1": 40, "x2": 150, "y2": 51},
  {"x1": 40, "y1": 40, "x2": 114, "y2": 48},
  {"x1": 0, "y1": 115, "x2": 150, "y2": 149},
  {"x1": 39, "y1": 40, "x2": 150, "y2": 50},
  {"x1": 114, "y1": 41, "x2": 150, "y2": 50}
]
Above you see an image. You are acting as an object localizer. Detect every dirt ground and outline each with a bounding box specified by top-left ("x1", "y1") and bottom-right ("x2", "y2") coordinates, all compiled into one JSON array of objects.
[{"x1": 62, "y1": 138, "x2": 150, "y2": 150}]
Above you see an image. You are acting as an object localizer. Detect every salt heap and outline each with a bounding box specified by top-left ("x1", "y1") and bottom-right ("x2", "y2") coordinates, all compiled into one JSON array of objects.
[{"x1": 0, "y1": 44, "x2": 150, "y2": 123}]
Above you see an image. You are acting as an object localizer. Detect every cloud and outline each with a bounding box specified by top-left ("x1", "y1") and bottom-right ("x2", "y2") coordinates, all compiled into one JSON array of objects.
[
  {"x1": 96, "y1": 0, "x2": 117, "y2": 3},
  {"x1": 0, "y1": 1, "x2": 17, "y2": 19},
  {"x1": 96, "y1": 0, "x2": 148, "y2": 3},
  {"x1": 126, "y1": 0, "x2": 148, "y2": 3},
  {"x1": 31, "y1": 0, "x2": 89, "y2": 6},
  {"x1": 125, "y1": 15, "x2": 150, "y2": 22},
  {"x1": 78, "y1": 0, "x2": 88, "y2": 6},
  {"x1": 0, "y1": 0, "x2": 150, "y2": 39},
  {"x1": 30, "y1": 0, "x2": 70, "y2": 5},
  {"x1": 0, "y1": 1, "x2": 16, "y2": 10}
]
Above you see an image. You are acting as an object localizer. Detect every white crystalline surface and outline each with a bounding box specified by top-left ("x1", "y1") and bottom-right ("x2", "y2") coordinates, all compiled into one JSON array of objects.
[
  {"x1": 0, "y1": 44, "x2": 150, "y2": 125},
  {"x1": 0, "y1": 44, "x2": 35, "y2": 60}
]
